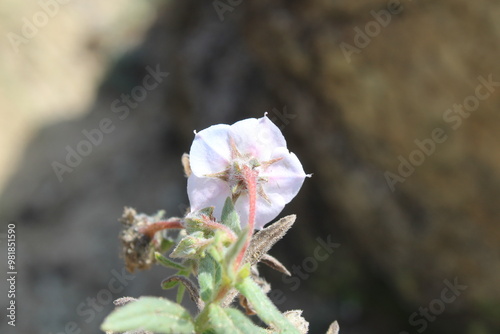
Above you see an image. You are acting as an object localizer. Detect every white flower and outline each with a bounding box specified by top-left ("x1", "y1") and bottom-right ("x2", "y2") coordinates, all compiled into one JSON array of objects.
[{"x1": 187, "y1": 115, "x2": 310, "y2": 230}]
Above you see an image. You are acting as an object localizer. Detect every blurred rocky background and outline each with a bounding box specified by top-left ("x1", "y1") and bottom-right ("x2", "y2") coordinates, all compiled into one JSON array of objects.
[{"x1": 1, "y1": 0, "x2": 499, "y2": 333}]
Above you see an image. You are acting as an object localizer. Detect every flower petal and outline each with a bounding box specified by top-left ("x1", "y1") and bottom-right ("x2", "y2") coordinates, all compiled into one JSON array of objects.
[
  {"x1": 229, "y1": 115, "x2": 286, "y2": 160},
  {"x1": 187, "y1": 174, "x2": 229, "y2": 220},
  {"x1": 187, "y1": 116, "x2": 309, "y2": 230},
  {"x1": 260, "y1": 147, "x2": 307, "y2": 205},
  {"x1": 190, "y1": 124, "x2": 231, "y2": 176},
  {"x1": 234, "y1": 192, "x2": 286, "y2": 230}
]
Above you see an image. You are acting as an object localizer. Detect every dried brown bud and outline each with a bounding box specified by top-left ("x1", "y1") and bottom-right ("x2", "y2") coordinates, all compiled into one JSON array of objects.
[{"x1": 119, "y1": 207, "x2": 158, "y2": 273}]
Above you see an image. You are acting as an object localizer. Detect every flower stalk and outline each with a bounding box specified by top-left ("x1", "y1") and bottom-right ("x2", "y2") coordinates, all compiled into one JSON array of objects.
[
  {"x1": 234, "y1": 165, "x2": 257, "y2": 270},
  {"x1": 138, "y1": 218, "x2": 184, "y2": 239}
]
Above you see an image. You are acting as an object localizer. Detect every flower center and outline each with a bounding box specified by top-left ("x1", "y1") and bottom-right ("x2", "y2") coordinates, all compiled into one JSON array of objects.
[
  {"x1": 204, "y1": 135, "x2": 281, "y2": 204},
  {"x1": 224, "y1": 155, "x2": 260, "y2": 201}
]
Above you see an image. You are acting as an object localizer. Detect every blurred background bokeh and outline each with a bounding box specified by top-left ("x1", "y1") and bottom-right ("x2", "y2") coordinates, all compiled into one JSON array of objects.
[{"x1": 1, "y1": 0, "x2": 500, "y2": 333}]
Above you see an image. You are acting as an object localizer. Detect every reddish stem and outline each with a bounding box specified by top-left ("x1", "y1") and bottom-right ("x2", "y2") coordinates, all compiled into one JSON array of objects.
[
  {"x1": 234, "y1": 165, "x2": 257, "y2": 269},
  {"x1": 139, "y1": 218, "x2": 184, "y2": 239}
]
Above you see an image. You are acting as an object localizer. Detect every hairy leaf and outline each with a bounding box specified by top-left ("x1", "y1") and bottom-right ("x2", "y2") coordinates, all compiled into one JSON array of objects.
[
  {"x1": 236, "y1": 277, "x2": 300, "y2": 333},
  {"x1": 221, "y1": 197, "x2": 241, "y2": 234},
  {"x1": 198, "y1": 254, "x2": 222, "y2": 302},
  {"x1": 206, "y1": 304, "x2": 267, "y2": 334},
  {"x1": 171, "y1": 231, "x2": 213, "y2": 259},
  {"x1": 101, "y1": 296, "x2": 194, "y2": 334},
  {"x1": 155, "y1": 252, "x2": 186, "y2": 270}
]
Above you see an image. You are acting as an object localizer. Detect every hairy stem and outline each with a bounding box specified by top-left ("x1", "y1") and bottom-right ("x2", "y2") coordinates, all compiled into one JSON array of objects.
[
  {"x1": 234, "y1": 166, "x2": 257, "y2": 270},
  {"x1": 139, "y1": 218, "x2": 184, "y2": 239}
]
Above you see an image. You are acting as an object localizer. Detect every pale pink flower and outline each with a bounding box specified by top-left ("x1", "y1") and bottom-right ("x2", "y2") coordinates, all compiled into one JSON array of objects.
[{"x1": 187, "y1": 115, "x2": 310, "y2": 230}]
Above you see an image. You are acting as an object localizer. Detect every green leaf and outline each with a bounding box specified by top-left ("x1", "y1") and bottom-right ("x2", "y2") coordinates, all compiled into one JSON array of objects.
[
  {"x1": 185, "y1": 207, "x2": 215, "y2": 234},
  {"x1": 155, "y1": 252, "x2": 187, "y2": 270},
  {"x1": 221, "y1": 197, "x2": 241, "y2": 234},
  {"x1": 198, "y1": 271, "x2": 213, "y2": 302},
  {"x1": 224, "y1": 307, "x2": 268, "y2": 334},
  {"x1": 198, "y1": 255, "x2": 216, "y2": 302},
  {"x1": 236, "y1": 277, "x2": 300, "y2": 333},
  {"x1": 206, "y1": 304, "x2": 267, "y2": 334},
  {"x1": 198, "y1": 254, "x2": 222, "y2": 302},
  {"x1": 101, "y1": 296, "x2": 195, "y2": 334},
  {"x1": 171, "y1": 231, "x2": 213, "y2": 259}
]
